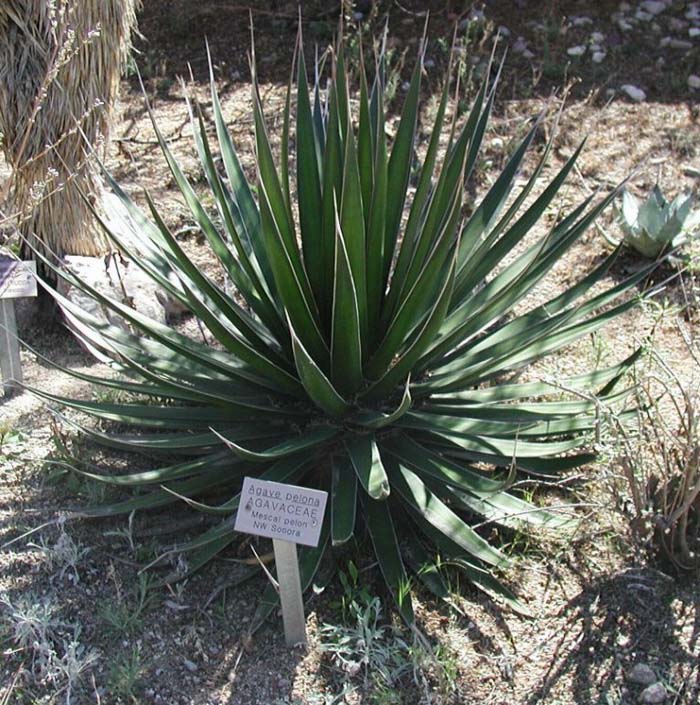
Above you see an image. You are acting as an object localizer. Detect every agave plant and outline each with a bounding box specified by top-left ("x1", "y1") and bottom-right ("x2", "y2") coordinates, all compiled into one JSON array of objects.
[
  {"x1": 611, "y1": 185, "x2": 700, "y2": 259},
  {"x1": 32, "y1": 31, "x2": 651, "y2": 629}
]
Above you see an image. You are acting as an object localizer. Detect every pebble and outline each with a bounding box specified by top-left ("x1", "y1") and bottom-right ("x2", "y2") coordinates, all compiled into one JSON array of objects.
[
  {"x1": 640, "y1": 1, "x2": 666, "y2": 15},
  {"x1": 690, "y1": 27, "x2": 700, "y2": 37},
  {"x1": 512, "y1": 36, "x2": 529, "y2": 53},
  {"x1": 592, "y1": 51, "x2": 607, "y2": 63},
  {"x1": 640, "y1": 682, "x2": 667, "y2": 704},
  {"x1": 689, "y1": 74, "x2": 700, "y2": 89},
  {"x1": 635, "y1": 10, "x2": 653, "y2": 22},
  {"x1": 571, "y1": 16, "x2": 593, "y2": 27},
  {"x1": 621, "y1": 84, "x2": 646, "y2": 102},
  {"x1": 183, "y1": 658, "x2": 198, "y2": 672},
  {"x1": 669, "y1": 18, "x2": 687, "y2": 31},
  {"x1": 497, "y1": 25, "x2": 511, "y2": 38},
  {"x1": 590, "y1": 31, "x2": 605, "y2": 43},
  {"x1": 620, "y1": 2, "x2": 632, "y2": 11},
  {"x1": 423, "y1": 58, "x2": 435, "y2": 68},
  {"x1": 521, "y1": 49, "x2": 535, "y2": 59},
  {"x1": 627, "y1": 663, "x2": 656, "y2": 686},
  {"x1": 567, "y1": 45, "x2": 586, "y2": 56},
  {"x1": 669, "y1": 38, "x2": 693, "y2": 49},
  {"x1": 490, "y1": 137, "x2": 505, "y2": 149},
  {"x1": 618, "y1": 19, "x2": 634, "y2": 31}
]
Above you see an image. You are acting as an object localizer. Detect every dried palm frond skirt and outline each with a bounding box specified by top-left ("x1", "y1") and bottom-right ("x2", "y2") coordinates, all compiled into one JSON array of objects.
[{"x1": 0, "y1": 0, "x2": 139, "y2": 268}]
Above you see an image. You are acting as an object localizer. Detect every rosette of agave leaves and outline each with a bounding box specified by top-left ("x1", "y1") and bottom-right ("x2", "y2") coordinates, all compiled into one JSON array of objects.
[{"x1": 32, "y1": 30, "x2": 652, "y2": 628}]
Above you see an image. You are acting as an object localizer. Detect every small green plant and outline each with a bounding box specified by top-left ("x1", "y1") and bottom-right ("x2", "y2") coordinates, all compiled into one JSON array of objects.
[
  {"x1": 0, "y1": 594, "x2": 97, "y2": 703},
  {"x1": 99, "y1": 572, "x2": 156, "y2": 635},
  {"x1": 107, "y1": 646, "x2": 145, "y2": 703},
  {"x1": 609, "y1": 185, "x2": 700, "y2": 259},
  {"x1": 32, "y1": 27, "x2": 653, "y2": 627},
  {"x1": 28, "y1": 518, "x2": 90, "y2": 583},
  {"x1": 320, "y1": 596, "x2": 412, "y2": 689}
]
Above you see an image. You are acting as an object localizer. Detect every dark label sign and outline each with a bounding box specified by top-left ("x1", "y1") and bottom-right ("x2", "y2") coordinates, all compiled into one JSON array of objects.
[{"x1": 0, "y1": 257, "x2": 37, "y2": 299}]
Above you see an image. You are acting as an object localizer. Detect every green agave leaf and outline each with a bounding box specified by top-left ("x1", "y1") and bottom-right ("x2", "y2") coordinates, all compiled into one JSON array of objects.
[
  {"x1": 319, "y1": 83, "x2": 344, "y2": 327},
  {"x1": 211, "y1": 425, "x2": 337, "y2": 463},
  {"x1": 363, "y1": 493, "x2": 415, "y2": 625},
  {"x1": 382, "y1": 54, "x2": 423, "y2": 289},
  {"x1": 386, "y1": 459, "x2": 510, "y2": 570},
  {"x1": 345, "y1": 435, "x2": 390, "y2": 500},
  {"x1": 404, "y1": 504, "x2": 530, "y2": 615},
  {"x1": 354, "y1": 376, "x2": 412, "y2": 429},
  {"x1": 187, "y1": 99, "x2": 287, "y2": 344},
  {"x1": 258, "y1": 180, "x2": 329, "y2": 368},
  {"x1": 207, "y1": 49, "x2": 273, "y2": 288},
  {"x1": 331, "y1": 452, "x2": 358, "y2": 545},
  {"x1": 401, "y1": 523, "x2": 451, "y2": 601},
  {"x1": 331, "y1": 213, "x2": 363, "y2": 396},
  {"x1": 296, "y1": 40, "x2": 325, "y2": 298},
  {"x1": 364, "y1": 246, "x2": 457, "y2": 400},
  {"x1": 290, "y1": 321, "x2": 349, "y2": 417},
  {"x1": 365, "y1": 68, "x2": 388, "y2": 341},
  {"x1": 388, "y1": 59, "x2": 453, "y2": 298}
]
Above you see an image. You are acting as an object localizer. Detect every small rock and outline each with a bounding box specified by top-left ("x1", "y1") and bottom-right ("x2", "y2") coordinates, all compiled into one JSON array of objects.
[
  {"x1": 490, "y1": 137, "x2": 505, "y2": 150},
  {"x1": 689, "y1": 74, "x2": 700, "y2": 89},
  {"x1": 512, "y1": 36, "x2": 529, "y2": 53},
  {"x1": 640, "y1": 682, "x2": 666, "y2": 704},
  {"x1": 621, "y1": 84, "x2": 646, "y2": 102},
  {"x1": 618, "y1": 18, "x2": 634, "y2": 31},
  {"x1": 567, "y1": 45, "x2": 586, "y2": 56},
  {"x1": 669, "y1": 38, "x2": 693, "y2": 49},
  {"x1": 669, "y1": 18, "x2": 687, "y2": 31},
  {"x1": 690, "y1": 27, "x2": 700, "y2": 37},
  {"x1": 423, "y1": 58, "x2": 435, "y2": 68},
  {"x1": 497, "y1": 25, "x2": 511, "y2": 38},
  {"x1": 183, "y1": 658, "x2": 198, "y2": 673},
  {"x1": 521, "y1": 49, "x2": 535, "y2": 59},
  {"x1": 619, "y1": 2, "x2": 632, "y2": 11},
  {"x1": 627, "y1": 663, "x2": 657, "y2": 687},
  {"x1": 571, "y1": 16, "x2": 593, "y2": 27},
  {"x1": 590, "y1": 31, "x2": 605, "y2": 43},
  {"x1": 635, "y1": 10, "x2": 653, "y2": 22},
  {"x1": 592, "y1": 51, "x2": 606, "y2": 63},
  {"x1": 687, "y1": 7, "x2": 700, "y2": 22},
  {"x1": 352, "y1": 11, "x2": 364, "y2": 21},
  {"x1": 640, "y1": 1, "x2": 666, "y2": 15},
  {"x1": 660, "y1": 36, "x2": 671, "y2": 46}
]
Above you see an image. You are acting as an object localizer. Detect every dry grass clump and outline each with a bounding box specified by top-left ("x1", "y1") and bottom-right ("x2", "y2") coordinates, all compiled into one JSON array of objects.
[
  {"x1": 615, "y1": 323, "x2": 700, "y2": 573},
  {"x1": 0, "y1": 0, "x2": 139, "y2": 263}
]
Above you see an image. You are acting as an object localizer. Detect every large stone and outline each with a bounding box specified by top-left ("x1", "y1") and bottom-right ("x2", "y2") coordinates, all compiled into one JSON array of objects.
[
  {"x1": 640, "y1": 682, "x2": 666, "y2": 704},
  {"x1": 627, "y1": 663, "x2": 656, "y2": 687},
  {"x1": 58, "y1": 254, "x2": 168, "y2": 327}
]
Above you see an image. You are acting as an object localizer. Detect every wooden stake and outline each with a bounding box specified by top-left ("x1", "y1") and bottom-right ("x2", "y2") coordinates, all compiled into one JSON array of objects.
[
  {"x1": 272, "y1": 538, "x2": 307, "y2": 647},
  {"x1": 0, "y1": 300, "x2": 22, "y2": 397}
]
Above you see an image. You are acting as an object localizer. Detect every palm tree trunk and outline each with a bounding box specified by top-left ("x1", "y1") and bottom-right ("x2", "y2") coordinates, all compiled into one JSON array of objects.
[{"x1": 0, "y1": 0, "x2": 139, "y2": 272}]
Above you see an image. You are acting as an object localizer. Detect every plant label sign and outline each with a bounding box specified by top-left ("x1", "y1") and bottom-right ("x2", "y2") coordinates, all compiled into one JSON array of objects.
[
  {"x1": 235, "y1": 477, "x2": 327, "y2": 547},
  {"x1": 1, "y1": 257, "x2": 37, "y2": 397},
  {"x1": 0, "y1": 257, "x2": 37, "y2": 299},
  {"x1": 235, "y1": 477, "x2": 327, "y2": 647}
]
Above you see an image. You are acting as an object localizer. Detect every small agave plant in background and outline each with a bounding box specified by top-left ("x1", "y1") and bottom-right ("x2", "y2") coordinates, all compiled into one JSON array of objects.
[
  {"x1": 32, "y1": 29, "x2": 653, "y2": 629},
  {"x1": 610, "y1": 185, "x2": 700, "y2": 260}
]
